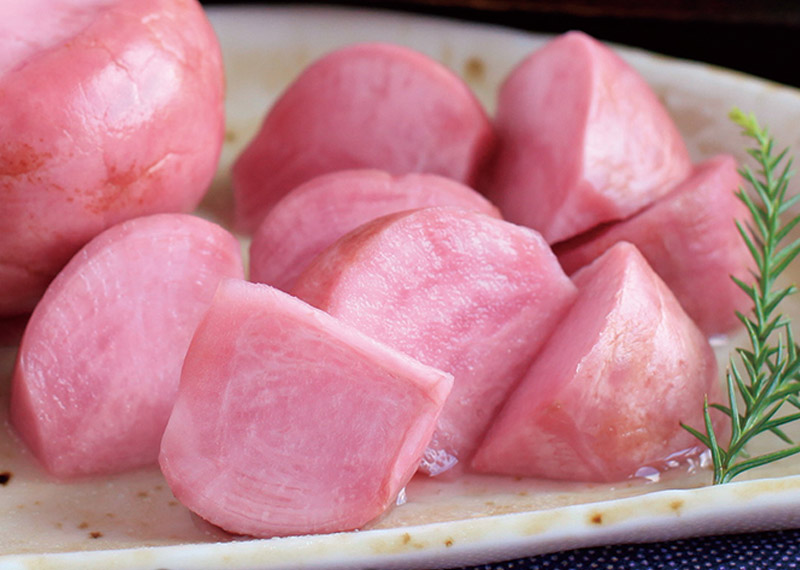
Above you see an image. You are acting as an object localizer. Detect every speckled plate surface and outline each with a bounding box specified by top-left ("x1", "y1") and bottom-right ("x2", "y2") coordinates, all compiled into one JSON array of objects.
[{"x1": 3, "y1": 5, "x2": 800, "y2": 570}]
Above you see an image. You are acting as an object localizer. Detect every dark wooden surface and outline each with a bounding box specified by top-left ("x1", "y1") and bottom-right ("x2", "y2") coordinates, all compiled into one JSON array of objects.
[{"x1": 200, "y1": 0, "x2": 800, "y2": 88}]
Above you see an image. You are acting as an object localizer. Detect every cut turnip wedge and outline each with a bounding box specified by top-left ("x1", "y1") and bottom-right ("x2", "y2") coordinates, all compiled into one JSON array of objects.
[
  {"x1": 159, "y1": 279, "x2": 452, "y2": 538},
  {"x1": 471, "y1": 242, "x2": 722, "y2": 483},
  {"x1": 232, "y1": 42, "x2": 494, "y2": 233},
  {"x1": 250, "y1": 169, "x2": 500, "y2": 291},
  {"x1": 555, "y1": 155, "x2": 751, "y2": 336},
  {"x1": 10, "y1": 214, "x2": 244, "y2": 478},
  {"x1": 485, "y1": 31, "x2": 691, "y2": 243},
  {"x1": 292, "y1": 207, "x2": 577, "y2": 475}
]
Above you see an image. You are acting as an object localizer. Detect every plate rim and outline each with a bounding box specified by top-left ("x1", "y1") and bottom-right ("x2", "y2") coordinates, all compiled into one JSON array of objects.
[{"x1": 4, "y1": 473, "x2": 800, "y2": 569}]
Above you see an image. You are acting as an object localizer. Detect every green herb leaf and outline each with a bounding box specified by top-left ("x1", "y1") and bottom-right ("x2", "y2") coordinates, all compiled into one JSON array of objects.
[{"x1": 686, "y1": 109, "x2": 800, "y2": 484}]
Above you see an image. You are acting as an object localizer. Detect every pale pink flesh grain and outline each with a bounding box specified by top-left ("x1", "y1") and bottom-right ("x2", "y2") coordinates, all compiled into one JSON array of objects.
[
  {"x1": 484, "y1": 31, "x2": 691, "y2": 244},
  {"x1": 249, "y1": 169, "x2": 501, "y2": 291},
  {"x1": 232, "y1": 42, "x2": 495, "y2": 233},
  {"x1": 0, "y1": 0, "x2": 225, "y2": 317},
  {"x1": 10, "y1": 214, "x2": 244, "y2": 478},
  {"x1": 159, "y1": 279, "x2": 452, "y2": 538},
  {"x1": 555, "y1": 155, "x2": 752, "y2": 336},
  {"x1": 292, "y1": 207, "x2": 577, "y2": 475},
  {"x1": 471, "y1": 242, "x2": 724, "y2": 482}
]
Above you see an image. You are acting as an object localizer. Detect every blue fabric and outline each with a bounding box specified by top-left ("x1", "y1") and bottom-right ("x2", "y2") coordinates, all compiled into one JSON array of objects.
[{"x1": 460, "y1": 528, "x2": 800, "y2": 569}]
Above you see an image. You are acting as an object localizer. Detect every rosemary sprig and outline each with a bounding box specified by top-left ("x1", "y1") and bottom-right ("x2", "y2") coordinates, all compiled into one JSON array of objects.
[{"x1": 682, "y1": 109, "x2": 800, "y2": 484}]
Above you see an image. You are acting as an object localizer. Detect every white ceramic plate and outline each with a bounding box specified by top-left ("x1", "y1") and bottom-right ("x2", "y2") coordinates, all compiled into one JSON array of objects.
[{"x1": 3, "y1": 5, "x2": 800, "y2": 569}]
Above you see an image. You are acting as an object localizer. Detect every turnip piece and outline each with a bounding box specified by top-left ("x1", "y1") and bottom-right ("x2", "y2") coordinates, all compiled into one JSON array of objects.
[
  {"x1": 0, "y1": 0, "x2": 225, "y2": 317},
  {"x1": 232, "y1": 42, "x2": 494, "y2": 233},
  {"x1": 250, "y1": 169, "x2": 500, "y2": 291},
  {"x1": 471, "y1": 242, "x2": 722, "y2": 482},
  {"x1": 555, "y1": 155, "x2": 751, "y2": 336},
  {"x1": 292, "y1": 207, "x2": 577, "y2": 475},
  {"x1": 484, "y1": 31, "x2": 691, "y2": 243},
  {"x1": 10, "y1": 214, "x2": 243, "y2": 478},
  {"x1": 159, "y1": 279, "x2": 452, "y2": 538}
]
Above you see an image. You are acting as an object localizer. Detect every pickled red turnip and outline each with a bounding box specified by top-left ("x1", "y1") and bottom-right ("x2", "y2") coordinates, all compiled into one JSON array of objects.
[
  {"x1": 485, "y1": 31, "x2": 691, "y2": 243},
  {"x1": 249, "y1": 169, "x2": 500, "y2": 291},
  {"x1": 292, "y1": 207, "x2": 577, "y2": 475},
  {"x1": 0, "y1": 0, "x2": 225, "y2": 317},
  {"x1": 159, "y1": 279, "x2": 452, "y2": 538},
  {"x1": 232, "y1": 42, "x2": 494, "y2": 232},
  {"x1": 471, "y1": 243, "x2": 723, "y2": 482},
  {"x1": 555, "y1": 155, "x2": 751, "y2": 336},
  {"x1": 10, "y1": 214, "x2": 243, "y2": 478}
]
